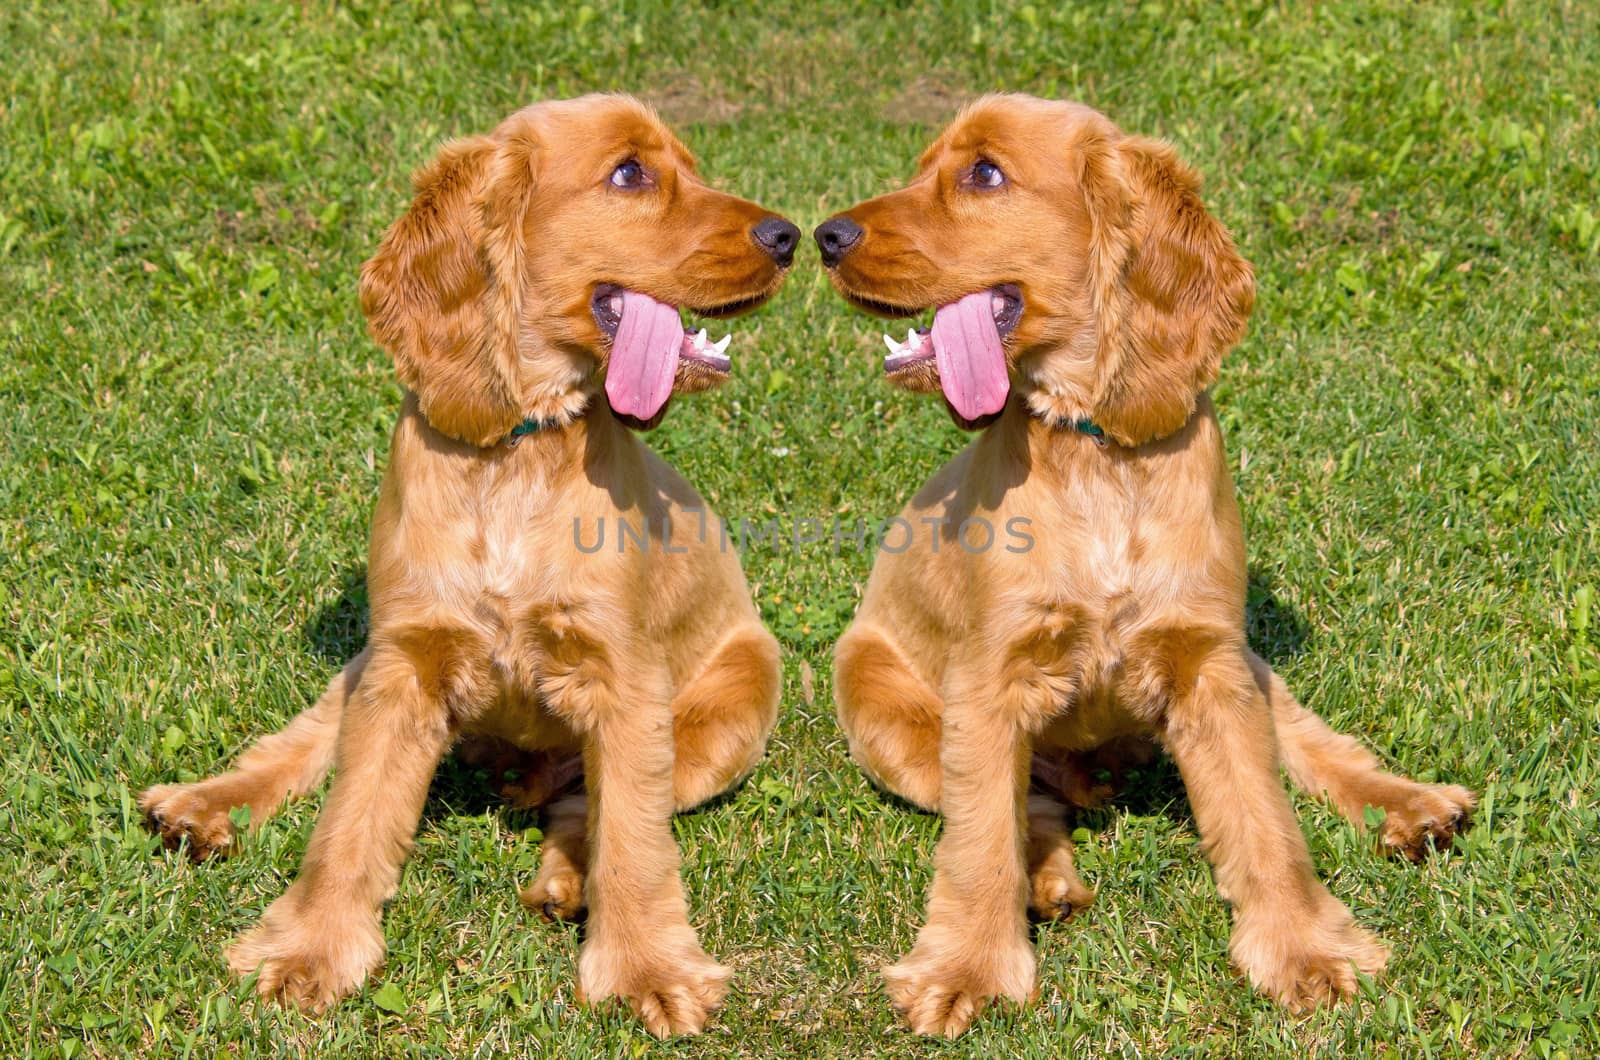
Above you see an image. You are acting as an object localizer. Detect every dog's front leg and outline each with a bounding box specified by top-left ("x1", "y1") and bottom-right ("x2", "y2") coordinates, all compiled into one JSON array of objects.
[
  {"x1": 1146, "y1": 633, "x2": 1391, "y2": 1010},
  {"x1": 226, "y1": 629, "x2": 478, "y2": 1010},
  {"x1": 884, "y1": 657, "x2": 1036, "y2": 1037},
  {"x1": 568, "y1": 662, "x2": 729, "y2": 1037}
]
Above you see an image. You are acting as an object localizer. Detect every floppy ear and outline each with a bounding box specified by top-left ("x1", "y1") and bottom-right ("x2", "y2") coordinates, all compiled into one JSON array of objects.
[
  {"x1": 358, "y1": 127, "x2": 541, "y2": 446},
  {"x1": 1081, "y1": 135, "x2": 1255, "y2": 446}
]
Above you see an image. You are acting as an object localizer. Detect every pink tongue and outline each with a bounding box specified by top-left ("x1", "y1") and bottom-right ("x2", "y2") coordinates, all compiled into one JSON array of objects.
[
  {"x1": 930, "y1": 291, "x2": 1010, "y2": 421},
  {"x1": 605, "y1": 290, "x2": 682, "y2": 420}
]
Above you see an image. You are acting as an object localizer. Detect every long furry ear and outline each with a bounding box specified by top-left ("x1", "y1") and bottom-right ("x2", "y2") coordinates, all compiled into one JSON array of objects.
[
  {"x1": 1081, "y1": 135, "x2": 1255, "y2": 446},
  {"x1": 358, "y1": 128, "x2": 540, "y2": 446}
]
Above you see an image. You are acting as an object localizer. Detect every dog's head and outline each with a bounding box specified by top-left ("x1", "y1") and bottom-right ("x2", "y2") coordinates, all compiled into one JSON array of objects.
[
  {"x1": 815, "y1": 94, "x2": 1254, "y2": 442},
  {"x1": 360, "y1": 94, "x2": 798, "y2": 444}
]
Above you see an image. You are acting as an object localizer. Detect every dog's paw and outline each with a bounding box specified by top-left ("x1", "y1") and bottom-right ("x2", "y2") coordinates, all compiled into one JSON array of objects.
[
  {"x1": 1032, "y1": 752, "x2": 1114, "y2": 809},
  {"x1": 883, "y1": 934, "x2": 1036, "y2": 1037},
  {"x1": 578, "y1": 936, "x2": 730, "y2": 1037},
  {"x1": 1379, "y1": 784, "x2": 1475, "y2": 862},
  {"x1": 1029, "y1": 863, "x2": 1095, "y2": 921},
  {"x1": 519, "y1": 864, "x2": 586, "y2": 922},
  {"x1": 226, "y1": 899, "x2": 384, "y2": 1013},
  {"x1": 139, "y1": 783, "x2": 236, "y2": 859},
  {"x1": 1232, "y1": 900, "x2": 1389, "y2": 1013},
  {"x1": 499, "y1": 754, "x2": 583, "y2": 810}
]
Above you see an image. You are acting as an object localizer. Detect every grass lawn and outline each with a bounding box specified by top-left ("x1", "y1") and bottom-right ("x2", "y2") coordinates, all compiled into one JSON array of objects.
[{"x1": 2, "y1": 1, "x2": 1597, "y2": 1055}]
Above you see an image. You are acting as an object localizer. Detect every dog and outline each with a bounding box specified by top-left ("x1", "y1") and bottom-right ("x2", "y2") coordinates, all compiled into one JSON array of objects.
[
  {"x1": 816, "y1": 94, "x2": 1475, "y2": 1036},
  {"x1": 140, "y1": 94, "x2": 798, "y2": 1037}
]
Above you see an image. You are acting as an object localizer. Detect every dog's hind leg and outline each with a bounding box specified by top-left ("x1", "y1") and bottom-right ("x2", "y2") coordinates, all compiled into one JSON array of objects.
[
  {"x1": 670, "y1": 623, "x2": 782, "y2": 810},
  {"x1": 834, "y1": 623, "x2": 943, "y2": 810},
  {"x1": 139, "y1": 649, "x2": 368, "y2": 859},
  {"x1": 454, "y1": 738, "x2": 583, "y2": 810},
  {"x1": 519, "y1": 792, "x2": 589, "y2": 921},
  {"x1": 1248, "y1": 651, "x2": 1475, "y2": 861},
  {"x1": 1025, "y1": 793, "x2": 1096, "y2": 920}
]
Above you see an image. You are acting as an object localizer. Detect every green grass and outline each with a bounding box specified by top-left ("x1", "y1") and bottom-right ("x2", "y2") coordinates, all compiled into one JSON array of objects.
[{"x1": 2, "y1": 1, "x2": 1596, "y2": 1055}]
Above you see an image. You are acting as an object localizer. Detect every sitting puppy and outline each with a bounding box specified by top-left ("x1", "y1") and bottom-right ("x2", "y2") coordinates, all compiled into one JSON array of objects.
[
  {"x1": 816, "y1": 94, "x2": 1474, "y2": 1036},
  {"x1": 141, "y1": 95, "x2": 797, "y2": 1037}
]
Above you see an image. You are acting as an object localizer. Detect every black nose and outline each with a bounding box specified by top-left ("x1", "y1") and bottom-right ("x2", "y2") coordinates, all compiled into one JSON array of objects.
[
  {"x1": 752, "y1": 216, "x2": 800, "y2": 267},
  {"x1": 814, "y1": 216, "x2": 863, "y2": 267}
]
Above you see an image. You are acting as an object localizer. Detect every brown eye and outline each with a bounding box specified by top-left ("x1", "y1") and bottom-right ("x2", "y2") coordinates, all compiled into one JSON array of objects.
[
  {"x1": 971, "y1": 159, "x2": 1005, "y2": 188},
  {"x1": 609, "y1": 160, "x2": 646, "y2": 188}
]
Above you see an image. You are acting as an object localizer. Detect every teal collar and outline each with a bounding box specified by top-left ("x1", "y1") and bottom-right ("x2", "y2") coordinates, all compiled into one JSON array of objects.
[
  {"x1": 506, "y1": 416, "x2": 560, "y2": 447},
  {"x1": 504, "y1": 397, "x2": 595, "y2": 447},
  {"x1": 1057, "y1": 417, "x2": 1108, "y2": 447}
]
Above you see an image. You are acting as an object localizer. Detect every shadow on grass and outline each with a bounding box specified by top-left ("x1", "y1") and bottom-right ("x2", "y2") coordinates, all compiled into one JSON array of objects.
[
  {"x1": 1245, "y1": 566, "x2": 1310, "y2": 669},
  {"x1": 303, "y1": 566, "x2": 369, "y2": 663}
]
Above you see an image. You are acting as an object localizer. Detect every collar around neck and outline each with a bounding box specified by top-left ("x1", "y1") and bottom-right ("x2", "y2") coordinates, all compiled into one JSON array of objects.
[
  {"x1": 505, "y1": 414, "x2": 564, "y2": 447},
  {"x1": 501, "y1": 394, "x2": 597, "y2": 448},
  {"x1": 1040, "y1": 414, "x2": 1108, "y2": 447}
]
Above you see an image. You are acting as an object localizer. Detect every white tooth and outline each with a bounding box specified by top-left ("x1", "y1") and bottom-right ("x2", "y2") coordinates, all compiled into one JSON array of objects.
[
  {"x1": 712, "y1": 334, "x2": 731, "y2": 355},
  {"x1": 992, "y1": 294, "x2": 1005, "y2": 315},
  {"x1": 691, "y1": 328, "x2": 708, "y2": 349},
  {"x1": 907, "y1": 328, "x2": 921, "y2": 348},
  {"x1": 884, "y1": 333, "x2": 903, "y2": 353},
  {"x1": 608, "y1": 295, "x2": 623, "y2": 315}
]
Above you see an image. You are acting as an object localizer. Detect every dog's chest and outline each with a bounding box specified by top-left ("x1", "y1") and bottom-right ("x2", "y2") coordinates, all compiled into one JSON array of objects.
[
  {"x1": 452, "y1": 460, "x2": 582, "y2": 602},
  {"x1": 1051, "y1": 533, "x2": 1141, "y2": 680},
  {"x1": 1027, "y1": 480, "x2": 1177, "y2": 738},
  {"x1": 474, "y1": 513, "x2": 556, "y2": 601},
  {"x1": 437, "y1": 473, "x2": 583, "y2": 690}
]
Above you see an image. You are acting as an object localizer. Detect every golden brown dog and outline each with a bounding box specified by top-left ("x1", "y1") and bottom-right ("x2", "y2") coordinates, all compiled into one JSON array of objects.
[
  {"x1": 816, "y1": 94, "x2": 1475, "y2": 1036},
  {"x1": 140, "y1": 95, "x2": 797, "y2": 1037}
]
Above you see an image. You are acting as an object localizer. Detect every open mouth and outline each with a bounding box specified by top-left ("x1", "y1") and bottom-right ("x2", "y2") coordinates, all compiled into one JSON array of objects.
[
  {"x1": 591, "y1": 284, "x2": 740, "y2": 372},
  {"x1": 862, "y1": 285, "x2": 1022, "y2": 421},
  {"x1": 591, "y1": 284, "x2": 770, "y2": 420},
  {"x1": 878, "y1": 284, "x2": 1022, "y2": 372},
  {"x1": 866, "y1": 285, "x2": 1020, "y2": 422}
]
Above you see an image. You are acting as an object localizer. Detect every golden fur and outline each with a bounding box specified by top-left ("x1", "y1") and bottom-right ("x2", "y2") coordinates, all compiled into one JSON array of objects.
[
  {"x1": 140, "y1": 95, "x2": 790, "y2": 1037},
  {"x1": 823, "y1": 95, "x2": 1475, "y2": 1036}
]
